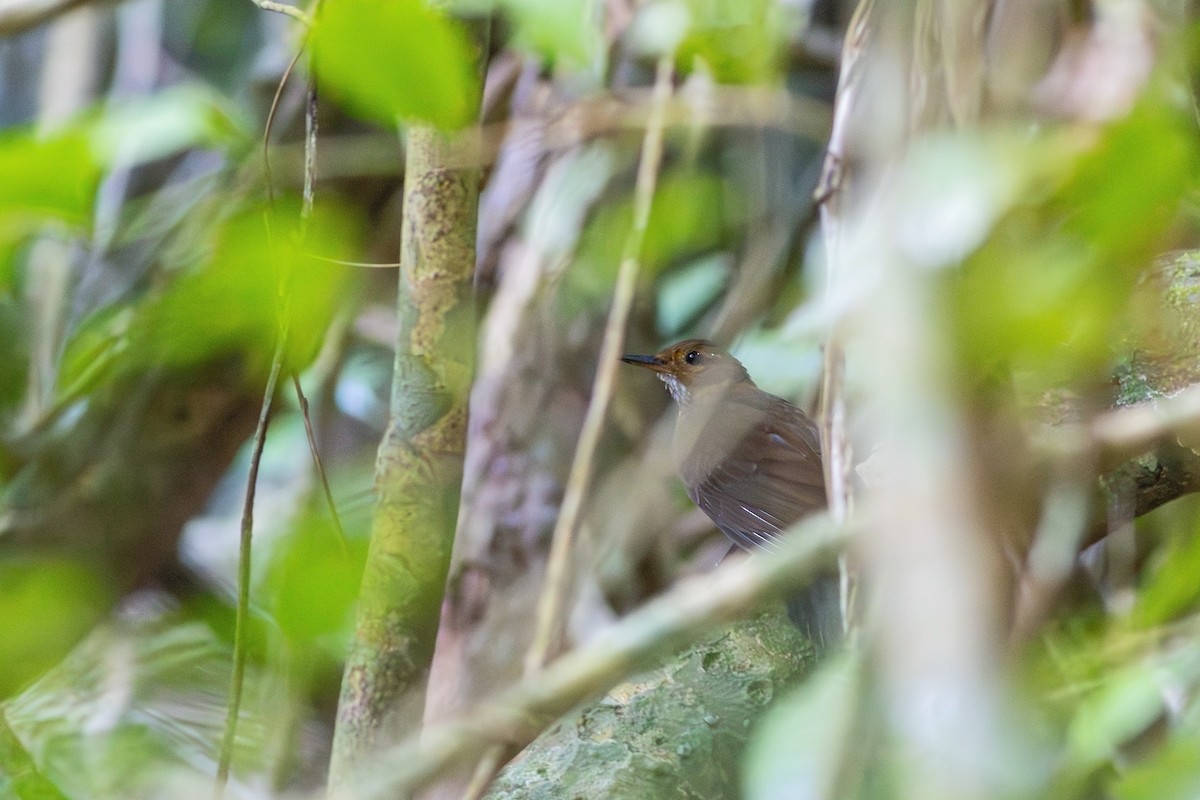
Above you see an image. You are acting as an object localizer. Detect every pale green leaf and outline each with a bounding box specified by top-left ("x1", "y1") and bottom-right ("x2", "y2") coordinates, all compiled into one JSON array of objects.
[{"x1": 312, "y1": 0, "x2": 481, "y2": 130}]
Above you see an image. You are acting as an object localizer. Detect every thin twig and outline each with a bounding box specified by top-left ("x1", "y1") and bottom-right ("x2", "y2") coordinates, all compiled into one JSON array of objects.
[
  {"x1": 335, "y1": 515, "x2": 849, "y2": 800},
  {"x1": 215, "y1": 52, "x2": 314, "y2": 792},
  {"x1": 262, "y1": 46, "x2": 305, "y2": 209},
  {"x1": 815, "y1": 0, "x2": 874, "y2": 517},
  {"x1": 301, "y1": 74, "x2": 318, "y2": 218},
  {"x1": 249, "y1": 0, "x2": 310, "y2": 25},
  {"x1": 262, "y1": 87, "x2": 827, "y2": 184},
  {"x1": 446, "y1": 54, "x2": 678, "y2": 800},
  {"x1": 525, "y1": 54, "x2": 675, "y2": 674},
  {"x1": 309, "y1": 255, "x2": 402, "y2": 268},
  {"x1": 214, "y1": 326, "x2": 289, "y2": 798},
  {"x1": 1033, "y1": 383, "x2": 1200, "y2": 466},
  {"x1": 287, "y1": 62, "x2": 349, "y2": 554},
  {"x1": 445, "y1": 85, "x2": 832, "y2": 172},
  {"x1": 1091, "y1": 384, "x2": 1200, "y2": 455},
  {"x1": 292, "y1": 373, "x2": 350, "y2": 555}
]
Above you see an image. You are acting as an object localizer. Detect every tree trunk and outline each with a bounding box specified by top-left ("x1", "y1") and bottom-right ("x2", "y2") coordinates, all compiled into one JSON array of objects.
[{"x1": 328, "y1": 123, "x2": 481, "y2": 787}]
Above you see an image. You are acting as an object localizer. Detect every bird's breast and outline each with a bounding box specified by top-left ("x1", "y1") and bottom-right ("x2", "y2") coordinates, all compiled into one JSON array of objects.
[{"x1": 672, "y1": 399, "x2": 768, "y2": 486}]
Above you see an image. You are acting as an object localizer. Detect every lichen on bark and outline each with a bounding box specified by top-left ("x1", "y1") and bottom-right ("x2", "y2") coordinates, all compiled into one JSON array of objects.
[{"x1": 328, "y1": 124, "x2": 481, "y2": 788}]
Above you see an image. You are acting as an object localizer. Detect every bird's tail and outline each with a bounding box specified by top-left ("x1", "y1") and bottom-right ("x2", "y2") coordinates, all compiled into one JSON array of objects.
[{"x1": 784, "y1": 571, "x2": 844, "y2": 654}]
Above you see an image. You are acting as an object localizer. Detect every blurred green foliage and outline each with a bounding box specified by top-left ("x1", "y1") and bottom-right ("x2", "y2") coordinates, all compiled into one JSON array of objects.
[
  {"x1": 492, "y1": 0, "x2": 599, "y2": 67},
  {"x1": 4, "y1": 619, "x2": 275, "y2": 796},
  {"x1": 0, "y1": 560, "x2": 109, "y2": 698},
  {"x1": 57, "y1": 198, "x2": 360, "y2": 392},
  {"x1": 952, "y1": 90, "x2": 1199, "y2": 388},
  {"x1": 0, "y1": 131, "x2": 99, "y2": 235},
  {"x1": 266, "y1": 508, "x2": 368, "y2": 653},
  {"x1": 86, "y1": 86, "x2": 246, "y2": 166},
  {"x1": 1114, "y1": 733, "x2": 1200, "y2": 800},
  {"x1": 1134, "y1": 496, "x2": 1200, "y2": 627},
  {"x1": 0, "y1": 86, "x2": 255, "y2": 427},
  {"x1": 0, "y1": 87, "x2": 244, "y2": 248},
  {"x1": 312, "y1": 0, "x2": 482, "y2": 130},
  {"x1": 0, "y1": 716, "x2": 69, "y2": 800},
  {"x1": 569, "y1": 170, "x2": 740, "y2": 313},
  {"x1": 448, "y1": 0, "x2": 603, "y2": 68},
  {"x1": 0, "y1": 297, "x2": 27, "y2": 417},
  {"x1": 2, "y1": 1, "x2": 1200, "y2": 798},
  {"x1": 677, "y1": 0, "x2": 784, "y2": 83},
  {"x1": 162, "y1": 0, "x2": 263, "y2": 91}
]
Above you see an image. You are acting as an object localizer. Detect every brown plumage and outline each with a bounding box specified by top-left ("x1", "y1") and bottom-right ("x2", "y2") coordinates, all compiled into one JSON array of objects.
[{"x1": 622, "y1": 338, "x2": 838, "y2": 646}]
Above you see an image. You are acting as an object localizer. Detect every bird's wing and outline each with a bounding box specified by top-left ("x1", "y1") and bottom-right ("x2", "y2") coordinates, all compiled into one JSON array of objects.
[{"x1": 687, "y1": 396, "x2": 825, "y2": 552}]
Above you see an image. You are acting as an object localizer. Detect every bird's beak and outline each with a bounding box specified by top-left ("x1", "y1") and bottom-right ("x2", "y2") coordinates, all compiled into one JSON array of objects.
[{"x1": 621, "y1": 353, "x2": 669, "y2": 373}]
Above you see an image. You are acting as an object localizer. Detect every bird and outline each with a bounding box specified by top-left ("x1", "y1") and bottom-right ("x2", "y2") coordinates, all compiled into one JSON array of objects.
[{"x1": 621, "y1": 338, "x2": 841, "y2": 649}]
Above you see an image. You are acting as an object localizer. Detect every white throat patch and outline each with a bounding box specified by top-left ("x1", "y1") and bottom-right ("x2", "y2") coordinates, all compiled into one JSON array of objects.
[{"x1": 658, "y1": 373, "x2": 690, "y2": 404}]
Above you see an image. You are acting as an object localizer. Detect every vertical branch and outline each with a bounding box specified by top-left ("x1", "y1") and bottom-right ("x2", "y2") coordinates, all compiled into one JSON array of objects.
[
  {"x1": 815, "y1": 0, "x2": 875, "y2": 630},
  {"x1": 327, "y1": 122, "x2": 483, "y2": 788},
  {"x1": 212, "y1": 15, "x2": 306, "y2": 796},
  {"x1": 301, "y1": 76, "x2": 319, "y2": 218},
  {"x1": 214, "y1": 330, "x2": 287, "y2": 798},
  {"x1": 291, "y1": 72, "x2": 351, "y2": 553},
  {"x1": 863, "y1": 239, "x2": 1005, "y2": 800},
  {"x1": 835, "y1": 3, "x2": 1009, "y2": 799}
]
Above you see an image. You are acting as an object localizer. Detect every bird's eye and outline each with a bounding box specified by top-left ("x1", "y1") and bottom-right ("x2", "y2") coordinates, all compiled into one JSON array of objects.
[{"x1": 684, "y1": 350, "x2": 700, "y2": 364}]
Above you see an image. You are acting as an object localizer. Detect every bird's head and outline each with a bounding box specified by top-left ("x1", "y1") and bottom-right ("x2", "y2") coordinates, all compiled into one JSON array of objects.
[{"x1": 621, "y1": 339, "x2": 750, "y2": 404}]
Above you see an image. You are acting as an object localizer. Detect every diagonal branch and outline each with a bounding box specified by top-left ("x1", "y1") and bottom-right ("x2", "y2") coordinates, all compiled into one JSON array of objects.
[
  {"x1": 525, "y1": 54, "x2": 676, "y2": 675},
  {"x1": 336, "y1": 515, "x2": 849, "y2": 800}
]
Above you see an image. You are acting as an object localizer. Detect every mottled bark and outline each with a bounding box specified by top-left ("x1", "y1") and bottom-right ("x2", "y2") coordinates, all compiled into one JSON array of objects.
[
  {"x1": 328, "y1": 124, "x2": 481, "y2": 786},
  {"x1": 356, "y1": 521, "x2": 848, "y2": 798},
  {"x1": 484, "y1": 609, "x2": 816, "y2": 800}
]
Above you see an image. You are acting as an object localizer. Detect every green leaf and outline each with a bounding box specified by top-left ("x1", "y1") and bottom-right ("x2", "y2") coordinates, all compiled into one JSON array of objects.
[
  {"x1": 312, "y1": 0, "x2": 481, "y2": 130},
  {"x1": 743, "y1": 651, "x2": 865, "y2": 800},
  {"x1": 0, "y1": 559, "x2": 110, "y2": 699},
  {"x1": 123, "y1": 198, "x2": 359, "y2": 375},
  {"x1": 1055, "y1": 95, "x2": 1195, "y2": 263},
  {"x1": 951, "y1": 93, "x2": 1200, "y2": 385},
  {"x1": 87, "y1": 84, "x2": 246, "y2": 166},
  {"x1": 1064, "y1": 650, "x2": 1200, "y2": 771},
  {"x1": 0, "y1": 712, "x2": 69, "y2": 800},
  {"x1": 678, "y1": 0, "x2": 783, "y2": 83},
  {"x1": 499, "y1": 0, "x2": 599, "y2": 67},
  {"x1": 0, "y1": 90, "x2": 241, "y2": 247},
  {"x1": 266, "y1": 508, "x2": 367, "y2": 648},
  {"x1": 1113, "y1": 733, "x2": 1200, "y2": 800},
  {"x1": 4, "y1": 618, "x2": 275, "y2": 796},
  {"x1": 0, "y1": 130, "x2": 100, "y2": 234},
  {"x1": 0, "y1": 297, "x2": 29, "y2": 419},
  {"x1": 572, "y1": 171, "x2": 738, "y2": 307},
  {"x1": 1132, "y1": 497, "x2": 1200, "y2": 627}
]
